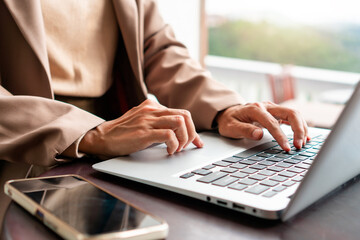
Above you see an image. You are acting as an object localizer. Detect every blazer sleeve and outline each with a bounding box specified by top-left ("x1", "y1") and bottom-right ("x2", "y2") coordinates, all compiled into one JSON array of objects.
[
  {"x1": 0, "y1": 85, "x2": 104, "y2": 167},
  {"x1": 142, "y1": 0, "x2": 245, "y2": 130}
]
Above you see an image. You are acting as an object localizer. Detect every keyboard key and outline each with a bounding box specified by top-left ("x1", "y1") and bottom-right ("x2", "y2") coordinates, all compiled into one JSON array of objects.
[
  {"x1": 273, "y1": 186, "x2": 287, "y2": 192},
  {"x1": 240, "y1": 159, "x2": 257, "y2": 165},
  {"x1": 249, "y1": 164, "x2": 267, "y2": 170},
  {"x1": 306, "y1": 149, "x2": 318, "y2": 154},
  {"x1": 282, "y1": 151, "x2": 297, "y2": 155},
  {"x1": 259, "y1": 170, "x2": 276, "y2": 176},
  {"x1": 213, "y1": 160, "x2": 232, "y2": 167},
  {"x1": 303, "y1": 160, "x2": 313, "y2": 165},
  {"x1": 180, "y1": 173, "x2": 194, "y2": 179},
  {"x1": 292, "y1": 176, "x2": 304, "y2": 182},
  {"x1": 284, "y1": 159, "x2": 301, "y2": 164},
  {"x1": 263, "y1": 191, "x2": 277, "y2": 198},
  {"x1": 248, "y1": 156, "x2": 265, "y2": 161},
  {"x1": 231, "y1": 172, "x2": 248, "y2": 178},
  {"x1": 267, "y1": 157, "x2": 283, "y2": 162},
  {"x1": 291, "y1": 155, "x2": 308, "y2": 161},
  {"x1": 192, "y1": 169, "x2": 212, "y2": 175},
  {"x1": 279, "y1": 171, "x2": 297, "y2": 178},
  {"x1": 303, "y1": 145, "x2": 312, "y2": 149},
  {"x1": 267, "y1": 166, "x2": 284, "y2": 172},
  {"x1": 288, "y1": 167, "x2": 305, "y2": 173},
  {"x1": 202, "y1": 164, "x2": 216, "y2": 170},
  {"x1": 239, "y1": 178, "x2": 257, "y2": 185},
  {"x1": 276, "y1": 162, "x2": 292, "y2": 168},
  {"x1": 257, "y1": 153, "x2": 273, "y2": 158},
  {"x1": 260, "y1": 180, "x2": 279, "y2": 187},
  {"x1": 220, "y1": 167, "x2": 238, "y2": 173},
  {"x1": 212, "y1": 176, "x2": 238, "y2": 187},
  {"x1": 295, "y1": 163, "x2": 311, "y2": 169},
  {"x1": 248, "y1": 174, "x2": 267, "y2": 181},
  {"x1": 197, "y1": 172, "x2": 227, "y2": 183},
  {"x1": 234, "y1": 141, "x2": 278, "y2": 158},
  {"x1": 272, "y1": 146, "x2": 284, "y2": 151},
  {"x1": 230, "y1": 163, "x2": 247, "y2": 169},
  {"x1": 283, "y1": 181, "x2": 296, "y2": 187},
  {"x1": 228, "y1": 183, "x2": 247, "y2": 191},
  {"x1": 275, "y1": 154, "x2": 292, "y2": 159},
  {"x1": 299, "y1": 152, "x2": 316, "y2": 157},
  {"x1": 240, "y1": 168, "x2": 258, "y2": 174},
  {"x1": 264, "y1": 149, "x2": 282, "y2": 154},
  {"x1": 223, "y1": 157, "x2": 241, "y2": 163},
  {"x1": 245, "y1": 185, "x2": 270, "y2": 194},
  {"x1": 270, "y1": 175, "x2": 288, "y2": 182},
  {"x1": 258, "y1": 160, "x2": 275, "y2": 166}
]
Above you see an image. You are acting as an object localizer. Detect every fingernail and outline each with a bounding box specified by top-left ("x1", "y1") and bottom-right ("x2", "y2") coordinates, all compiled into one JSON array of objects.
[
  {"x1": 252, "y1": 129, "x2": 263, "y2": 139},
  {"x1": 296, "y1": 139, "x2": 303, "y2": 149}
]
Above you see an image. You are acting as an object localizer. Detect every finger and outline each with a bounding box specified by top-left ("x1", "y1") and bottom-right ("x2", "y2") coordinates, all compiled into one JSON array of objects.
[
  {"x1": 303, "y1": 118, "x2": 311, "y2": 144},
  {"x1": 192, "y1": 134, "x2": 204, "y2": 148},
  {"x1": 151, "y1": 115, "x2": 188, "y2": 152},
  {"x1": 152, "y1": 109, "x2": 199, "y2": 150},
  {"x1": 219, "y1": 118, "x2": 264, "y2": 140},
  {"x1": 245, "y1": 106, "x2": 290, "y2": 151},
  {"x1": 146, "y1": 129, "x2": 178, "y2": 155},
  {"x1": 267, "y1": 106, "x2": 305, "y2": 149}
]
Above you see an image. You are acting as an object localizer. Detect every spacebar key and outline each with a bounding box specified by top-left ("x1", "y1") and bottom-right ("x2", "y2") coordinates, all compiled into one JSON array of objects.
[
  {"x1": 234, "y1": 141, "x2": 278, "y2": 158},
  {"x1": 197, "y1": 172, "x2": 228, "y2": 183}
]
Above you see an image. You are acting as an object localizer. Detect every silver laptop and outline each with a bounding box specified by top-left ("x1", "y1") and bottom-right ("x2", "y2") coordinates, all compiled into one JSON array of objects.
[{"x1": 93, "y1": 82, "x2": 360, "y2": 221}]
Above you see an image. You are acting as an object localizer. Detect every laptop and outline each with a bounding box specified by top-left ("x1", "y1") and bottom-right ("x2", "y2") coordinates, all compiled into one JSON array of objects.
[{"x1": 93, "y1": 82, "x2": 360, "y2": 221}]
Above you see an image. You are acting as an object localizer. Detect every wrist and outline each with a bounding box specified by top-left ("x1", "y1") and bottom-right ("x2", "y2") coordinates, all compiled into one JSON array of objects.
[
  {"x1": 214, "y1": 104, "x2": 242, "y2": 128},
  {"x1": 78, "y1": 128, "x2": 100, "y2": 155}
]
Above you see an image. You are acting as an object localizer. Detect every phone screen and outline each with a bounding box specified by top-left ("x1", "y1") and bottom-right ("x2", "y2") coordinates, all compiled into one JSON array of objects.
[{"x1": 9, "y1": 176, "x2": 163, "y2": 236}]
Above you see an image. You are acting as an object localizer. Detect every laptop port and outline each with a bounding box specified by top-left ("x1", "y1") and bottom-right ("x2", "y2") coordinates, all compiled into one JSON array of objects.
[
  {"x1": 232, "y1": 203, "x2": 245, "y2": 210},
  {"x1": 217, "y1": 200, "x2": 227, "y2": 206}
]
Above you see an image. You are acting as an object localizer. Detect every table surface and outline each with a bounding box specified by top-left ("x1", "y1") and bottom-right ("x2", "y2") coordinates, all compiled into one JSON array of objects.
[{"x1": 3, "y1": 159, "x2": 360, "y2": 240}]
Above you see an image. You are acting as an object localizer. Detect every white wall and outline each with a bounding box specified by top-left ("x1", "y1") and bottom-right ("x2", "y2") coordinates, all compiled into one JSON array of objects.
[{"x1": 157, "y1": 0, "x2": 201, "y2": 61}]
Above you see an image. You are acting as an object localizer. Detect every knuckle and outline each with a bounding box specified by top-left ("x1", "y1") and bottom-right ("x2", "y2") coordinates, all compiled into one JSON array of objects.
[
  {"x1": 253, "y1": 102, "x2": 263, "y2": 108},
  {"x1": 143, "y1": 99, "x2": 154, "y2": 105},
  {"x1": 164, "y1": 129, "x2": 175, "y2": 139},
  {"x1": 134, "y1": 128, "x2": 147, "y2": 137},
  {"x1": 287, "y1": 108, "x2": 299, "y2": 118},
  {"x1": 268, "y1": 118, "x2": 280, "y2": 129},
  {"x1": 246, "y1": 104, "x2": 261, "y2": 113},
  {"x1": 181, "y1": 110, "x2": 191, "y2": 118},
  {"x1": 173, "y1": 115, "x2": 185, "y2": 125}
]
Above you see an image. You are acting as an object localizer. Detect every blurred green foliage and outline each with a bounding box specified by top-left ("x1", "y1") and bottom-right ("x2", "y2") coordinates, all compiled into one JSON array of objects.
[{"x1": 209, "y1": 20, "x2": 360, "y2": 73}]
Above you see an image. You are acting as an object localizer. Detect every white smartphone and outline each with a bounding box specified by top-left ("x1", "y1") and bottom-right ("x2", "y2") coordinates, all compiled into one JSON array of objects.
[{"x1": 4, "y1": 175, "x2": 168, "y2": 240}]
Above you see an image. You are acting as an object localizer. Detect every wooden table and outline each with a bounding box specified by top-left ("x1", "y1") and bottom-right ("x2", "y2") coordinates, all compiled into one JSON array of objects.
[{"x1": 2, "y1": 159, "x2": 360, "y2": 240}]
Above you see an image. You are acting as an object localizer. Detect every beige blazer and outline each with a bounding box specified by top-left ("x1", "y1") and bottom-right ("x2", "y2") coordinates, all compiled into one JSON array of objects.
[{"x1": 0, "y1": 0, "x2": 243, "y2": 224}]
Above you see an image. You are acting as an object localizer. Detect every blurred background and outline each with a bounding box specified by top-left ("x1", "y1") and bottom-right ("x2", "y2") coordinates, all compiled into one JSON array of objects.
[{"x1": 157, "y1": 0, "x2": 360, "y2": 128}]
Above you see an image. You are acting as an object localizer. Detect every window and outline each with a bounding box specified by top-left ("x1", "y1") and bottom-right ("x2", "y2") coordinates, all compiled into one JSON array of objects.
[{"x1": 206, "y1": 0, "x2": 360, "y2": 73}]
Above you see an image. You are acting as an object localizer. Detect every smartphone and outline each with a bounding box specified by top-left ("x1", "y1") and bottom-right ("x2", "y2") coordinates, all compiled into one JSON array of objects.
[{"x1": 4, "y1": 175, "x2": 168, "y2": 240}]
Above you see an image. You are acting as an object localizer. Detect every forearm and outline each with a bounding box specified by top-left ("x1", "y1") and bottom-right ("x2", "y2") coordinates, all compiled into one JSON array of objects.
[{"x1": 0, "y1": 95, "x2": 104, "y2": 166}]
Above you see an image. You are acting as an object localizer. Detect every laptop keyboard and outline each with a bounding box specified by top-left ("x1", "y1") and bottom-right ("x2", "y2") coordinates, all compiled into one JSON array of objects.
[{"x1": 179, "y1": 134, "x2": 327, "y2": 198}]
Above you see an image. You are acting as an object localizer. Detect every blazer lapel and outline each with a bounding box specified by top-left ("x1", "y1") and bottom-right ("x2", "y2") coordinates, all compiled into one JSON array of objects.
[
  {"x1": 4, "y1": 0, "x2": 52, "y2": 85},
  {"x1": 112, "y1": 0, "x2": 147, "y2": 95}
]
